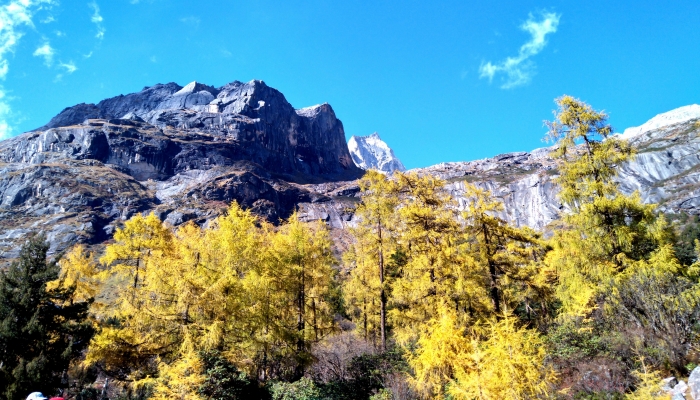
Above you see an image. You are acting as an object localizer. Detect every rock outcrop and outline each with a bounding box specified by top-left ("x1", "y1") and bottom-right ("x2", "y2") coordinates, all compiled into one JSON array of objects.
[
  {"x1": 34, "y1": 80, "x2": 360, "y2": 181},
  {"x1": 348, "y1": 132, "x2": 406, "y2": 173},
  {"x1": 0, "y1": 79, "x2": 362, "y2": 259}
]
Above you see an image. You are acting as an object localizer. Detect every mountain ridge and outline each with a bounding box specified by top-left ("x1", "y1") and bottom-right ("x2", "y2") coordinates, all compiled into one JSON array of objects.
[{"x1": 1, "y1": 80, "x2": 699, "y2": 262}]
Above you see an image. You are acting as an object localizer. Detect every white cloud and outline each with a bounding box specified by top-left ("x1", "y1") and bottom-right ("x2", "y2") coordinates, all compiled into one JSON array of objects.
[
  {"x1": 40, "y1": 15, "x2": 54, "y2": 23},
  {"x1": 180, "y1": 16, "x2": 200, "y2": 27},
  {"x1": 59, "y1": 61, "x2": 77, "y2": 73},
  {"x1": 89, "y1": 2, "x2": 105, "y2": 40},
  {"x1": 54, "y1": 61, "x2": 76, "y2": 82},
  {"x1": 83, "y1": 51, "x2": 93, "y2": 58},
  {"x1": 0, "y1": 0, "x2": 55, "y2": 139},
  {"x1": 33, "y1": 42, "x2": 54, "y2": 65},
  {"x1": 479, "y1": 12, "x2": 560, "y2": 89},
  {"x1": 55, "y1": 30, "x2": 64, "y2": 36}
]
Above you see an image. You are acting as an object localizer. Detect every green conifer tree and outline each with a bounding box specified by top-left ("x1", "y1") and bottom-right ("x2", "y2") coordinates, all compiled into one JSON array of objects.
[{"x1": 0, "y1": 234, "x2": 93, "y2": 400}]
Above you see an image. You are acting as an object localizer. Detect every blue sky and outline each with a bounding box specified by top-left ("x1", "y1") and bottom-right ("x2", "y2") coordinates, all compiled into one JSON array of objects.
[{"x1": 1, "y1": 1, "x2": 699, "y2": 169}]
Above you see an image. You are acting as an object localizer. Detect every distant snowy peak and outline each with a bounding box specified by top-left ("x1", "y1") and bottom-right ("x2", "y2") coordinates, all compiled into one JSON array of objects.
[
  {"x1": 348, "y1": 132, "x2": 406, "y2": 173},
  {"x1": 620, "y1": 104, "x2": 700, "y2": 140}
]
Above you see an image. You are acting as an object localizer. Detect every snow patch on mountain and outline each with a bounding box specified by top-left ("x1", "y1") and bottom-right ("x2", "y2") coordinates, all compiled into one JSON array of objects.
[
  {"x1": 348, "y1": 132, "x2": 406, "y2": 173},
  {"x1": 619, "y1": 104, "x2": 700, "y2": 140}
]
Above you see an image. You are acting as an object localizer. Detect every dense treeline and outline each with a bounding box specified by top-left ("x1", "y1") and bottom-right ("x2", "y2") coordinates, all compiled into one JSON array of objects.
[{"x1": 2, "y1": 96, "x2": 700, "y2": 399}]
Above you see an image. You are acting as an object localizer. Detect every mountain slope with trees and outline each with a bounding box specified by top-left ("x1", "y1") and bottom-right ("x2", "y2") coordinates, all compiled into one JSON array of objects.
[{"x1": 4, "y1": 96, "x2": 699, "y2": 399}]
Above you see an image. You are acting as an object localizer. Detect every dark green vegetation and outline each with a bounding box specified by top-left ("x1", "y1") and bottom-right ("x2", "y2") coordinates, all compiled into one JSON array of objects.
[{"x1": 0, "y1": 235, "x2": 93, "y2": 400}]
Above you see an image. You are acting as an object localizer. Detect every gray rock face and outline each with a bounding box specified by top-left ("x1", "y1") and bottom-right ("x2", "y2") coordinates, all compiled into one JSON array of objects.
[
  {"x1": 0, "y1": 159, "x2": 158, "y2": 258},
  {"x1": 412, "y1": 117, "x2": 700, "y2": 231},
  {"x1": 414, "y1": 149, "x2": 562, "y2": 231},
  {"x1": 0, "y1": 79, "x2": 362, "y2": 260},
  {"x1": 32, "y1": 80, "x2": 361, "y2": 181},
  {"x1": 670, "y1": 380, "x2": 689, "y2": 399},
  {"x1": 688, "y1": 366, "x2": 700, "y2": 399}
]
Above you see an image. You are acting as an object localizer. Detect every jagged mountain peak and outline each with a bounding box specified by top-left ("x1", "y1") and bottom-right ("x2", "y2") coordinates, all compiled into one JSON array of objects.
[
  {"x1": 173, "y1": 81, "x2": 219, "y2": 97},
  {"x1": 38, "y1": 79, "x2": 296, "y2": 131},
  {"x1": 348, "y1": 132, "x2": 406, "y2": 173},
  {"x1": 296, "y1": 103, "x2": 331, "y2": 117}
]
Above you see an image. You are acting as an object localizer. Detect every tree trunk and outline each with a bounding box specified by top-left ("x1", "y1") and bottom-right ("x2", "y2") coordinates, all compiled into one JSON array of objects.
[
  {"x1": 378, "y1": 218, "x2": 387, "y2": 351},
  {"x1": 483, "y1": 222, "x2": 501, "y2": 315},
  {"x1": 295, "y1": 262, "x2": 306, "y2": 379}
]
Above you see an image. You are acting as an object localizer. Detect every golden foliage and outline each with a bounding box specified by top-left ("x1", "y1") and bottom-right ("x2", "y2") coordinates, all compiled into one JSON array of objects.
[
  {"x1": 449, "y1": 315, "x2": 556, "y2": 400},
  {"x1": 344, "y1": 170, "x2": 400, "y2": 348},
  {"x1": 83, "y1": 203, "x2": 336, "y2": 389},
  {"x1": 409, "y1": 306, "x2": 556, "y2": 399},
  {"x1": 544, "y1": 95, "x2": 658, "y2": 319}
]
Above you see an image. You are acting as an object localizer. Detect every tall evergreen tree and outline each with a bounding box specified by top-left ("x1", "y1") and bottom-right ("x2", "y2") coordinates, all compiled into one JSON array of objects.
[
  {"x1": 0, "y1": 234, "x2": 93, "y2": 400},
  {"x1": 544, "y1": 95, "x2": 659, "y2": 317}
]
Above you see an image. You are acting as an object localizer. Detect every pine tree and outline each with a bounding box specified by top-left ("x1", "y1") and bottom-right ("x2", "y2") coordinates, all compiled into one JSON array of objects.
[
  {"x1": 461, "y1": 183, "x2": 552, "y2": 322},
  {"x1": 343, "y1": 170, "x2": 400, "y2": 350},
  {"x1": 267, "y1": 214, "x2": 336, "y2": 379},
  {"x1": 0, "y1": 234, "x2": 93, "y2": 400},
  {"x1": 389, "y1": 172, "x2": 471, "y2": 345},
  {"x1": 544, "y1": 95, "x2": 658, "y2": 318}
]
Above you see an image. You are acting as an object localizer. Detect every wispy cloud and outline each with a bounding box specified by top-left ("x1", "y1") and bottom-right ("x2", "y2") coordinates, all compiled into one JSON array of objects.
[
  {"x1": 59, "y1": 61, "x2": 77, "y2": 74},
  {"x1": 479, "y1": 12, "x2": 560, "y2": 89},
  {"x1": 33, "y1": 42, "x2": 54, "y2": 65},
  {"x1": 180, "y1": 16, "x2": 200, "y2": 27},
  {"x1": 40, "y1": 15, "x2": 54, "y2": 23},
  {"x1": 89, "y1": 2, "x2": 105, "y2": 40},
  {"x1": 54, "y1": 61, "x2": 77, "y2": 82},
  {"x1": 0, "y1": 0, "x2": 55, "y2": 139}
]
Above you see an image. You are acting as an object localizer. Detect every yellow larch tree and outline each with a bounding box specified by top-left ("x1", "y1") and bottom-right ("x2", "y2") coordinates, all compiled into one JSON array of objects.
[
  {"x1": 86, "y1": 212, "x2": 175, "y2": 381},
  {"x1": 448, "y1": 315, "x2": 556, "y2": 400},
  {"x1": 544, "y1": 95, "x2": 658, "y2": 318},
  {"x1": 409, "y1": 304, "x2": 556, "y2": 400},
  {"x1": 86, "y1": 204, "x2": 265, "y2": 387},
  {"x1": 389, "y1": 172, "x2": 474, "y2": 345},
  {"x1": 343, "y1": 170, "x2": 400, "y2": 349},
  {"x1": 408, "y1": 303, "x2": 472, "y2": 399},
  {"x1": 47, "y1": 244, "x2": 103, "y2": 305},
  {"x1": 461, "y1": 183, "x2": 553, "y2": 323},
  {"x1": 266, "y1": 213, "x2": 336, "y2": 379},
  {"x1": 343, "y1": 241, "x2": 383, "y2": 345}
]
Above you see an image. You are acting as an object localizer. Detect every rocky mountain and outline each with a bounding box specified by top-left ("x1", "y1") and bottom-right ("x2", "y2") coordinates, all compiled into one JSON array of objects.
[
  {"x1": 0, "y1": 78, "x2": 698, "y2": 262},
  {"x1": 0, "y1": 79, "x2": 362, "y2": 259},
  {"x1": 347, "y1": 132, "x2": 406, "y2": 173},
  {"x1": 425, "y1": 105, "x2": 700, "y2": 230}
]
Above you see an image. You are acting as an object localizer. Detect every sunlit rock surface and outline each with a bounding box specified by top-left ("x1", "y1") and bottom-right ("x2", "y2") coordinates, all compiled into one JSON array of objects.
[{"x1": 0, "y1": 79, "x2": 362, "y2": 259}]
